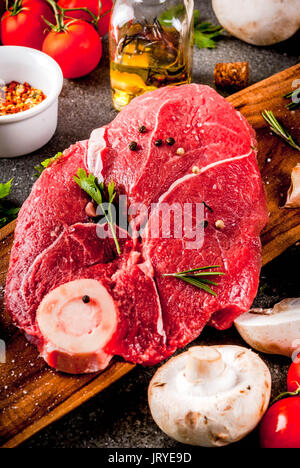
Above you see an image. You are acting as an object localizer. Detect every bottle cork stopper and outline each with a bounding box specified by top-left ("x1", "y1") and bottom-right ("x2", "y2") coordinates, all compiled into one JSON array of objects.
[{"x1": 214, "y1": 62, "x2": 250, "y2": 90}]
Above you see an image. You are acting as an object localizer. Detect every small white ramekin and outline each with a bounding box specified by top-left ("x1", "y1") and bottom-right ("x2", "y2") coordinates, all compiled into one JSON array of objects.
[{"x1": 0, "y1": 46, "x2": 63, "y2": 158}]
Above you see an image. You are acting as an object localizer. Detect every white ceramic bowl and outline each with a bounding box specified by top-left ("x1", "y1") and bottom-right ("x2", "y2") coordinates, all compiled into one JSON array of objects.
[{"x1": 0, "y1": 46, "x2": 63, "y2": 158}]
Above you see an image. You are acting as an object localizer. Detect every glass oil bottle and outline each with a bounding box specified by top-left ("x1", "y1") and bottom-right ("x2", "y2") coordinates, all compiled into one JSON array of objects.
[{"x1": 109, "y1": 0, "x2": 194, "y2": 111}]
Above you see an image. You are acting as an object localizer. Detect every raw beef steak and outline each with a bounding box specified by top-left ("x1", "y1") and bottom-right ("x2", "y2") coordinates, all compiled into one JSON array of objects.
[
  {"x1": 142, "y1": 154, "x2": 268, "y2": 353},
  {"x1": 5, "y1": 84, "x2": 268, "y2": 373},
  {"x1": 5, "y1": 142, "x2": 90, "y2": 335},
  {"x1": 24, "y1": 224, "x2": 166, "y2": 372},
  {"x1": 87, "y1": 84, "x2": 257, "y2": 220}
]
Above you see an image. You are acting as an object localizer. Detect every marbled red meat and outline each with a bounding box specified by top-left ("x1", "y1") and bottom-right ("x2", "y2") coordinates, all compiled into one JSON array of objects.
[
  {"x1": 87, "y1": 84, "x2": 257, "y2": 220},
  {"x1": 5, "y1": 84, "x2": 268, "y2": 373},
  {"x1": 142, "y1": 154, "x2": 268, "y2": 353}
]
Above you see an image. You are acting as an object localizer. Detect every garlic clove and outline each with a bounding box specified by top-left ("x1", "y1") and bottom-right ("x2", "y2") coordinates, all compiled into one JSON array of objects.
[{"x1": 285, "y1": 164, "x2": 300, "y2": 208}]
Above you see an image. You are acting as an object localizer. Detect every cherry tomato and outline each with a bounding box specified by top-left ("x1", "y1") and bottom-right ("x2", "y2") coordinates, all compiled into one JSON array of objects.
[
  {"x1": 260, "y1": 397, "x2": 300, "y2": 448},
  {"x1": 287, "y1": 356, "x2": 300, "y2": 393},
  {"x1": 42, "y1": 20, "x2": 102, "y2": 79},
  {"x1": 1, "y1": 0, "x2": 55, "y2": 50},
  {"x1": 57, "y1": 0, "x2": 112, "y2": 36}
]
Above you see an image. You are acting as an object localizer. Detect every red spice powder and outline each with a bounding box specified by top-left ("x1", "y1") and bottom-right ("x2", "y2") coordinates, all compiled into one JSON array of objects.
[{"x1": 0, "y1": 81, "x2": 47, "y2": 116}]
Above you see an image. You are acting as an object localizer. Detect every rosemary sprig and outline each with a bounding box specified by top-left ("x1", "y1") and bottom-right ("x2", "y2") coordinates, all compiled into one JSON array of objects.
[
  {"x1": 262, "y1": 110, "x2": 300, "y2": 151},
  {"x1": 163, "y1": 266, "x2": 225, "y2": 297},
  {"x1": 284, "y1": 89, "x2": 300, "y2": 111},
  {"x1": 74, "y1": 169, "x2": 120, "y2": 255}
]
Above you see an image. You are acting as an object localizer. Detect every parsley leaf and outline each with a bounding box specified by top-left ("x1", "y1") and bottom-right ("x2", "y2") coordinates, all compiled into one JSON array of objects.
[
  {"x1": 0, "y1": 218, "x2": 8, "y2": 229},
  {"x1": 0, "y1": 179, "x2": 13, "y2": 199},
  {"x1": 107, "y1": 180, "x2": 116, "y2": 204},
  {"x1": 74, "y1": 168, "x2": 103, "y2": 206},
  {"x1": 160, "y1": 8, "x2": 224, "y2": 50},
  {"x1": 194, "y1": 18, "x2": 224, "y2": 49},
  {"x1": 34, "y1": 152, "x2": 63, "y2": 178},
  {"x1": 159, "y1": 4, "x2": 185, "y2": 26},
  {"x1": 74, "y1": 169, "x2": 120, "y2": 254},
  {"x1": 0, "y1": 179, "x2": 20, "y2": 229}
]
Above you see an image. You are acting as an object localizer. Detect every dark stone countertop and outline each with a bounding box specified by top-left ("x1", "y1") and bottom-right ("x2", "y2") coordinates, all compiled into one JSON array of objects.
[{"x1": 0, "y1": 0, "x2": 299, "y2": 449}]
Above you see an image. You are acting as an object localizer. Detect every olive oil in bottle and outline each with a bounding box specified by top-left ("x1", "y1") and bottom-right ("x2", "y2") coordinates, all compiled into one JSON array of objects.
[{"x1": 109, "y1": 1, "x2": 194, "y2": 111}]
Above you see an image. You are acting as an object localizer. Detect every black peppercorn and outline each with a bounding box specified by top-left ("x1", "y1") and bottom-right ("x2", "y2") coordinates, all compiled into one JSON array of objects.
[
  {"x1": 129, "y1": 141, "x2": 138, "y2": 151},
  {"x1": 138, "y1": 125, "x2": 146, "y2": 133},
  {"x1": 166, "y1": 137, "x2": 175, "y2": 146},
  {"x1": 154, "y1": 139, "x2": 163, "y2": 147},
  {"x1": 82, "y1": 295, "x2": 90, "y2": 304}
]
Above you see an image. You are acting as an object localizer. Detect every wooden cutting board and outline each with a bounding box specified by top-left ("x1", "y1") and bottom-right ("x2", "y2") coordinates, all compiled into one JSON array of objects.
[{"x1": 0, "y1": 63, "x2": 299, "y2": 448}]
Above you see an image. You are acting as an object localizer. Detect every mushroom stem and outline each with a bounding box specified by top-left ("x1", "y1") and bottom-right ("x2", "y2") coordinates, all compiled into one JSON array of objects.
[{"x1": 184, "y1": 347, "x2": 225, "y2": 382}]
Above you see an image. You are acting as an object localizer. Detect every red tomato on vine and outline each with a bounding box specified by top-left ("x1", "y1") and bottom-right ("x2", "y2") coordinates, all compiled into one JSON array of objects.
[
  {"x1": 260, "y1": 357, "x2": 300, "y2": 448},
  {"x1": 1, "y1": 0, "x2": 55, "y2": 50},
  {"x1": 260, "y1": 396, "x2": 300, "y2": 448},
  {"x1": 42, "y1": 19, "x2": 102, "y2": 78},
  {"x1": 57, "y1": 0, "x2": 112, "y2": 36}
]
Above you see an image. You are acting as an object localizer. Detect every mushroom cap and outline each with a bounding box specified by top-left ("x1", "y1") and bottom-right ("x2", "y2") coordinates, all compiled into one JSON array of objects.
[
  {"x1": 212, "y1": 0, "x2": 300, "y2": 46},
  {"x1": 235, "y1": 298, "x2": 300, "y2": 357},
  {"x1": 148, "y1": 345, "x2": 271, "y2": 447}
]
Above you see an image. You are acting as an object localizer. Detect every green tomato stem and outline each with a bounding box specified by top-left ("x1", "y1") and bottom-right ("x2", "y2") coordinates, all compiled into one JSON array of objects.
[
  {"x1": 8, "y1": 0, "x2": 24, "y2": 16},
  {"x1": 271, "y1": 385, "x2": 300, "y2": 405}
]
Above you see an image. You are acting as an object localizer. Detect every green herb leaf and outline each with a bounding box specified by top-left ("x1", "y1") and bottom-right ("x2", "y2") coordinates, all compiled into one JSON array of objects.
[
  {"x1": 284, "y1": 89, "x2": 300, "y2": 111},
  {"x1": 177, "y1": 275, "x2": 217, "y2": 296},
  {"x1": 74, "y1": 168, "x2": 103, "y2": 206},
  {"x1": 193, "y1": 9, "x2": 200, "y2": 24},
  {"x1": 164, "y1": 265, "x2": 221, "y2": 275},
  {"x1": 34, "y1": 152, "x2": 63, "y2": 178},
  {"x1": 0, "y1": 179, "x2": 13, "y2": 200},
  {"x1": 159, "y1": 4, "x2": 185, "y2": 26},
  {"x1": 163, "y1": 266, "x2": 225, "y2": 296},
  {"x1": 0, "y1": 179, "x2": 20, "y2": 229},
  {"x1": 262, "y1": 110, "x2": 300, "y2": 151},
  {"x1": 0, "y1": 206, "x2": 20, "y2": 217},
  {"x1": 74, "y1": 169, "x2": 120, "y2": 255},
  {"x1": 194, "y1": 12, "x2": 224, "y2": 49},
  {"x1": 0, "y1": 218, "x2": 9, "y2": 229},
  {"x1": 108, "y1": 180, "x2": 116, "y2": 203},
  {"x1": 159, "y1": 8, "x2": 223, "y2": 50}
]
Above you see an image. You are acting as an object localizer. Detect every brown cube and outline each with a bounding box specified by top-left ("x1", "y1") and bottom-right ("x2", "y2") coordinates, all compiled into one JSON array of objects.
[{"x1": 214, "y1": 62, "x2": 250, "y2": 90}]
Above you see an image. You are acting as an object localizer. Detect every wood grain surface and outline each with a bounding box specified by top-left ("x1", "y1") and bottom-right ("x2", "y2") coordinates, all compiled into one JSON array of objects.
[
  {"x1": 0, "y1": 64, "x2": 299, "y2": 448},
  {"x1": 227, "y1": 63, "x2": 300, "y2": 265}
]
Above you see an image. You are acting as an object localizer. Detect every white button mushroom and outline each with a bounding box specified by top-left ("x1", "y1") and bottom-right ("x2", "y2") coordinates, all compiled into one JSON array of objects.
[
  {"x1": 212, "y1": 0, "x2": 300, "y2": 46},
  {"x1": 234, "y1": 298, "x2": 300, "y2": 357},
  {"x1": 148, "y1": 345, "x2": 271, "y2": 447}
]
